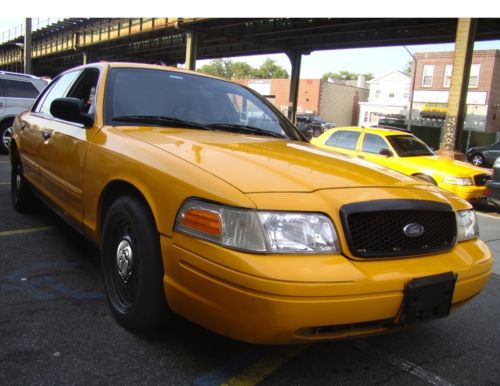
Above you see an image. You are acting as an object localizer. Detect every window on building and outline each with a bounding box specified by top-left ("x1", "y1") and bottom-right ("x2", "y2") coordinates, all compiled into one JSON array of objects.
[
  {"x1": 375, "y1": 89, "x2": 381, "y2": 98},
  {"x1": 389, "y1": 92, "x2": 395, "y2": 98},
  {"x1": 443, "y1": 64, "x2": 453, "y2": 88},
  {"x1": 422, "y1": 65, "x2": 434, "y2": 87},
  {"x1": 469, "y1": 64, "x2": 480, "y2": 88}
]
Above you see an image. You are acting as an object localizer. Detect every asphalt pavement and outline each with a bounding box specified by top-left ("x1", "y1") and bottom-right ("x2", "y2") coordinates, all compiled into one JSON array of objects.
[{"x1": 1, "y1": 154, "x2": 499, "y2": 386}]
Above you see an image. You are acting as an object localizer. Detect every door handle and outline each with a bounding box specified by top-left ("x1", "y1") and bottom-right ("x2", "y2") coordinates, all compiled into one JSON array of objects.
[{"x1": 42, "y1": 129, "x2": 53, "y2": 140}]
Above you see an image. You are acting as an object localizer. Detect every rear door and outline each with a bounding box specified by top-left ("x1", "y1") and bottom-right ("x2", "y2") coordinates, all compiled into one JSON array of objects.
[{"x1": 359, "y1": 132, "x2": 398, "y2": 169}]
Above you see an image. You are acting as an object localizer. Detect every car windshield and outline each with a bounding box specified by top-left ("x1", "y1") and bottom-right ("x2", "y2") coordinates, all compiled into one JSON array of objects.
[
  {"x1": 105, "y1": 68, "x2": 302, "y2": 140},
  {"x1": 386, "y1": 135, "x2": 435, "y2": 157}
]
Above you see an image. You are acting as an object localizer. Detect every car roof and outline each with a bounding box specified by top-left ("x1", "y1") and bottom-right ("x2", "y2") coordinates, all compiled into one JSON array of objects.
[
  {"x1": 0, "y1": 70, "x2": 46, "y2": 81},
  {"x1": 329, "y1": 126, "x2": 413, "y2": 137}
]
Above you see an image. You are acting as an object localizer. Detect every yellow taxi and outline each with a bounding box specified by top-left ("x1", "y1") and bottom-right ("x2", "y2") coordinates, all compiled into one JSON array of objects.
[
  {"x1": 10, "y1": 63, "x2": 493, "y2": 344},
  {"x1": 311, "y1": 126, "x2": 492, "y2": 201}
]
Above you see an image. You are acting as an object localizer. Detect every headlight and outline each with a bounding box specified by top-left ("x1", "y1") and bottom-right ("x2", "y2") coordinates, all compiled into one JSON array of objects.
[
  {"x1": 174, "y1": 199, "x2": 340, "y2": 254},
  {"x1": 494, "y1": 157, "x2": 500, "y2": 168},
  {"x1": 456, "y1": 209, "x2": 479, "y2": 242},
  {"x1": 443, "y1": 176, "x2": 473, "y2": 186}
]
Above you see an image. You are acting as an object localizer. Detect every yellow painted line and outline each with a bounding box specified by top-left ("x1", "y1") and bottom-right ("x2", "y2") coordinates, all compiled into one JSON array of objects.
[
  {"x1": 0, "y1": 226, "x2": 54, "y2": 237},
  {"x1": 222, "y1": 344, "x2": 310, "y2": 386}
]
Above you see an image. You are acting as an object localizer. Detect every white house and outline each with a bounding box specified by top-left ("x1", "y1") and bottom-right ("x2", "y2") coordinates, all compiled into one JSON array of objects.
[{"x1": 358, "y1": 71, "x2": 410, "y2": 126}]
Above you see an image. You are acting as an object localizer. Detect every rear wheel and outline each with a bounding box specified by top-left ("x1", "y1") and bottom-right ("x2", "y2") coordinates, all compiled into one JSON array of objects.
[
  {"x1": 11, "y1": 152, "x2": 36, "y2": 212},
  {"x1": 471, "y1": 153, "x2": 485, "y2": 167},
  {"x1": 101, "y1": 195, "x2": 170, "y2": 331}
]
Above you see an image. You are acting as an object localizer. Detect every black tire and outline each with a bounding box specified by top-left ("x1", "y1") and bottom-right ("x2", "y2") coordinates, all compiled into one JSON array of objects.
[
  {"x1": 101, "y1": 195, "x2": 170, "y2": 331},
  {"x1": 313, "y1": 127, "x2": 322, "y2": 137},
  {"x1": 1, "y1": 119, "x2": 14, "y2": 155},
  {"x1": 413, "y1": 174, "x2": 437, "y2": 185},
  {"x1": 11, "y1": 152, "x2": 36, "y2": 212},
  {"x1": 471, "y1": 153, "x2": 485, "y2": 167}
]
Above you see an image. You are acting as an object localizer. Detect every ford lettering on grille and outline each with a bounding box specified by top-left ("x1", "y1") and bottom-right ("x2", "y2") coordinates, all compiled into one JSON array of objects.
[{"x1": 403, "y1": 223, "x2": 425, "y2": 238}]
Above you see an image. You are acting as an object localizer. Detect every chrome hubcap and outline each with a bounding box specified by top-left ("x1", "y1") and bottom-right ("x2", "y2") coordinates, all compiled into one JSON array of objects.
[
  {"x1": 2, "y1": 126, "x2": 12, "y2": 150},
  {"x1": 472, "y1": 156, "x2": 483, "y2": 165},
  {"x1": 116, "y1": 238, "x2": 133, "y2": 283}
]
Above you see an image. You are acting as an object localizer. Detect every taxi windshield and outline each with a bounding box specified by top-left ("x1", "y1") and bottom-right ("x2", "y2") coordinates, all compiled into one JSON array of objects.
[{"x1": 386, "y1": 135, "x2": 435, "y2": 157}]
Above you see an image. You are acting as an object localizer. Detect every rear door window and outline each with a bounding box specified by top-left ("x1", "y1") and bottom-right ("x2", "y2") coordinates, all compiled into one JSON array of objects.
[
  {"x1": 0, "y1": 79, "x2": 39, "y2": 98},
  {"x1": 325, "y1": 130, "x2": 360, "y2": 150},
  {"x1": 362, "y1": 133, "x2": 389, "y2": 154}
]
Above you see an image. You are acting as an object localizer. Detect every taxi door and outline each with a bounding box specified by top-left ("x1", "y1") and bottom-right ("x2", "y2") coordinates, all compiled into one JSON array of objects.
[{"x1": 24, "y1": 68, "x2": 100, "y2": 225}]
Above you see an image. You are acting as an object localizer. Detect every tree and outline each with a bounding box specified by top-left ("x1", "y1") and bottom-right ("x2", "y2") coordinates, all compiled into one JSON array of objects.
[
  {"x1": 198, "y1": 58, "x2": 289, "y2": 80},
  {"x1": 322, "y1": 71, "x2": 373, "y2": 82},
  {"x1": 403, "y1": 60, "x2": 413, "y2": 76},
  {"x1": 198, "y1": 59, "x2": 233, "y2": 79},
  {"x1": 254, "y1": 58, "x2": 289, "y2": 79},
  {"x1": 231, "y1": 61, "x2": 255, "y2": 79}
]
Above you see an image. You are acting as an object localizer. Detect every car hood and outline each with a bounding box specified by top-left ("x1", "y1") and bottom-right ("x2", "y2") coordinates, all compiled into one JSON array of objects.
[
  {"x1": 121, "y1": 127, "x2": 430, "y2": 193},
  {"x1": 398, "y1": 155, "x2": 489, "y2": 177}
]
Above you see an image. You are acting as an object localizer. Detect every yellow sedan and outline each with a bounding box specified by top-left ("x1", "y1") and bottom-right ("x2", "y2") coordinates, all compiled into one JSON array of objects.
[
  {"x1": 10, "y1": 64, "x2": 493, "y2": 344},
  {"x1": 311, "y1": 126, "x2": 492, "y2": 201}
]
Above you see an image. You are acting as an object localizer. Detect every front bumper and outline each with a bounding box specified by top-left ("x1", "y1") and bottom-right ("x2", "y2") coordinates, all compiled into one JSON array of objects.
[
  {"x1": 161, "y1": 235, "x2": 493, "y2": 344},
  {"x1": 440, "y1": 183, "x2": 488, "y2": 201}
]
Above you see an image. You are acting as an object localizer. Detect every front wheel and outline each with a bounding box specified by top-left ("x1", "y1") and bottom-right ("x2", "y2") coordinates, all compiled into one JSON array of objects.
[
  {"x1": 1, "y1": 120, "x2": 14, "y2": 154},
  {"x1": 413, "y1": 174, "x2": 437, "y2": 185},
  {"x1": 101, "y1": 195, "x2": 170, "y2": 331},
  {"x1": 471, "y1": 153, "x2": 485, "y2": 167}
]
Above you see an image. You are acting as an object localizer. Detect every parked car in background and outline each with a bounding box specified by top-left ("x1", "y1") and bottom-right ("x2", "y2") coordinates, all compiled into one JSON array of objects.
[
  {"x1": 466, "y1": 141, "x2": 500, "y2": 167},
  {"x1": 295, "y1": 113, "x2": 335, "y2": 139},
  {"x1": 486, "y1": 156, "x2": 500, "y2": 208},
  {"x1": 10, "y1": 62, "x2": 493, "y2": 344},
  {"x1": 0, "y1": 71, "x2": 48, "y2": 154},
  {"x1": 311, "y1": 126, "x2": 492, "y2": 201}
]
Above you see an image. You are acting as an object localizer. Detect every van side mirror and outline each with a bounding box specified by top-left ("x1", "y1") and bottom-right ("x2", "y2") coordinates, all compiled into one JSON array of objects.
[
  {"x1": 50, "y1": 97, "x2": 94, "y2": 128},
  {"x1": 379, "y1": 148, "x2": 393, "y2": 157}
]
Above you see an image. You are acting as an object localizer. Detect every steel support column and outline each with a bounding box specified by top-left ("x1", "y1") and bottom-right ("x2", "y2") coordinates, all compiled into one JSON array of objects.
[
  {"x1": 185, "y1": 31, "x2": 198, "y2": 71},
  {"x1": 287, "y1": 51, "x2": 302, "y2": 123},
  {"x1": 439, "y1": 18, "x2": 477, "y2": 158},
  {"x1": 23, "y1": 18, "x2": 32, "y2": 74}
]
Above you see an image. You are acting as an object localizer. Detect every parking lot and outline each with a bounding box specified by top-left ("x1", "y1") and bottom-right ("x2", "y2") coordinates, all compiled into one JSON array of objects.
[{"x1": 0, "y1": 153, "x2": 499, "y2": 385}]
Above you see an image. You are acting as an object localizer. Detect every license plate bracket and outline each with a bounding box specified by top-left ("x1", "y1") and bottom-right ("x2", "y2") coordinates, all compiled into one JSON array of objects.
[{"x1": 399, "y1": 272, "x2": 457, "y2": 325}]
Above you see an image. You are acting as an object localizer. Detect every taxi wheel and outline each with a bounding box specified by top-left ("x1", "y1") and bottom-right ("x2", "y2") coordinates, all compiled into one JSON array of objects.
[
  {"x1": 471, "y1": 153, "x2": 485, "y2": 167},
  {"x1": 11, "y1": 153, "x2": 36, "y2": 212},
  {"x1": 101, "y1": 195, "x2": 170, "y2": 331}
]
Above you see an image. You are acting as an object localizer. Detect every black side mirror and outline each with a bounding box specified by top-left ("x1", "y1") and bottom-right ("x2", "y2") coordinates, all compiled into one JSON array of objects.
[
  {"x1": 50, "y1": 97, "x2": 94, "y2": 128},
  {"x1": 379, "y1": 148, "x2": 393, "y2": 157}
]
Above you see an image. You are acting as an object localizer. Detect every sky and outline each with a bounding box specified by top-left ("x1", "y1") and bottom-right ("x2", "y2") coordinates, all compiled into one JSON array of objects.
[{"x1": 2, "y1": 15, "x2": 500, "y2": 79}]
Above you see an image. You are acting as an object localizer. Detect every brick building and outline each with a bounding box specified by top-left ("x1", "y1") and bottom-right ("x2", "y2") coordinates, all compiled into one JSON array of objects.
[
  {"x1": 234, "y1": 78, "x2": 368, "y2": 126},
  {"x1": 412, "y1": 50, "x2": 500, "y2": 132}
]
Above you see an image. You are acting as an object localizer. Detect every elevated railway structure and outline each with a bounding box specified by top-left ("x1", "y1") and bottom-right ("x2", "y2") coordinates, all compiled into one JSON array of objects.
[{"x1": 1, "y1": 17, "x2": 499, "y2": 153}]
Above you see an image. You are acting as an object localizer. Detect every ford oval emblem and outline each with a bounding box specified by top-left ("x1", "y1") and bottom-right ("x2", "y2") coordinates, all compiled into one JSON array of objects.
[{"x1": 403, "y1": 223, "x2": 425, "y2": 238}]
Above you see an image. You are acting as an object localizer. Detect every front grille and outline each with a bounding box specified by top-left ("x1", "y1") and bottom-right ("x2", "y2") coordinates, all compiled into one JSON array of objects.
[
  {"x1": 474, "y1": 173, "x2": 492, "y2": 186},
  {"x1": 341, "y1": 200, "x2": 456, "y2": 258}
]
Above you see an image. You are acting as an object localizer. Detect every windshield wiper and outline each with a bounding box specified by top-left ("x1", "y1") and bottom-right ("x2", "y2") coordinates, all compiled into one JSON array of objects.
[
  {"x1": 207, "y1": 123, "x2": 285, "y2": 138},
  {"x1": 111, "y1": 115, "x2": 211, "y2": 131}
]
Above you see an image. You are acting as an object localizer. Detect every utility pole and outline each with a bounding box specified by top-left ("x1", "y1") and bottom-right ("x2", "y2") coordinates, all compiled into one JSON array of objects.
[{"x1": 403, "y1": 46, "x2": 416, "y2": 132}]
